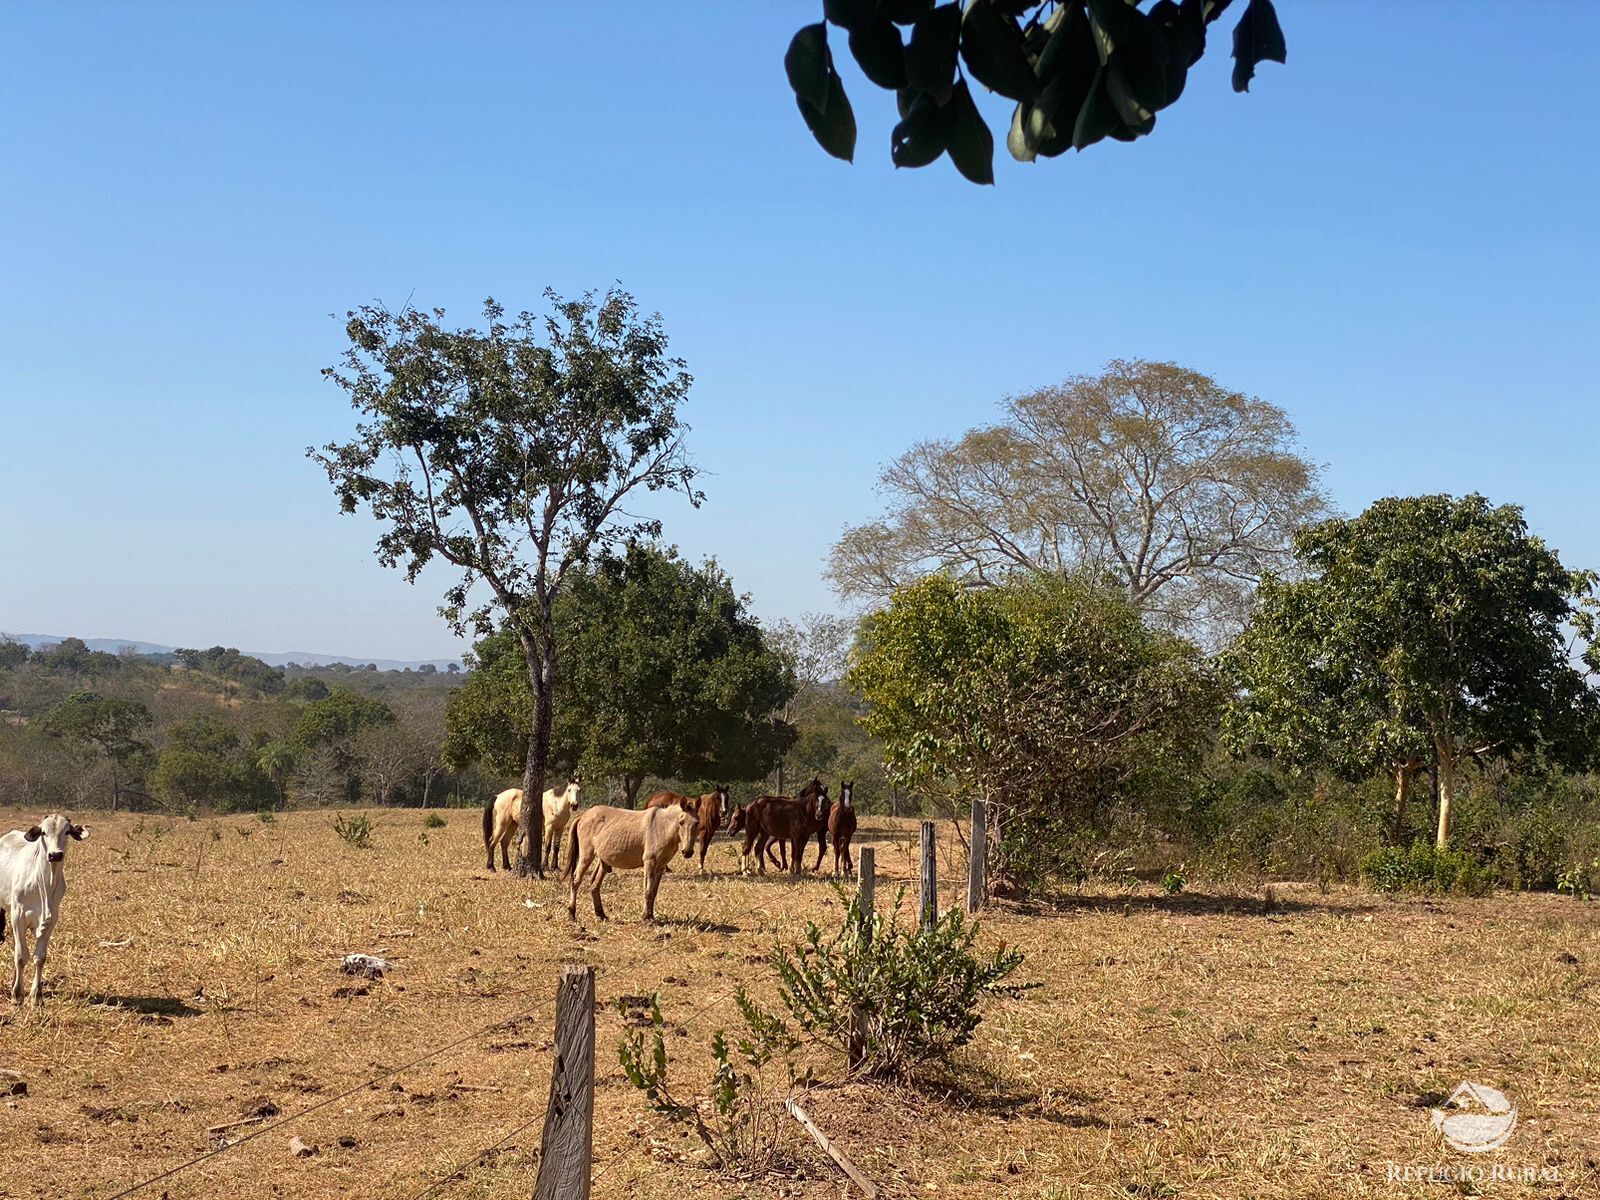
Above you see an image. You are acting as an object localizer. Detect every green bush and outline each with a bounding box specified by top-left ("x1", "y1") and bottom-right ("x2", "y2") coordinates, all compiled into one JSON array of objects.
[
  {"x1": 1358, "y1": 842, "x2": 1494, "y2": 897},
  {"x1": 332, "y1": 811, "x2": 374, "y2": 849},
  {"x1": 422, "y1": 811, "x2": 447, "y2": 829},
  {"x1": 767, "y1": 886, "x2": 1032, "y2": 1078}
]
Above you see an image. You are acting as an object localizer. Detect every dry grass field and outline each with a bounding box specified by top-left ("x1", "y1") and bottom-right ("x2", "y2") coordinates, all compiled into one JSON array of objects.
[{"x1": 1, "y1": 806, "x2": 1597, "y2": 1200}]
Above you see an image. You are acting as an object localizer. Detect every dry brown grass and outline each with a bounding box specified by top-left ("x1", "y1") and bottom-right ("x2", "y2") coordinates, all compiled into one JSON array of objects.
[{"x1": 1, "y1": 807, "x2": 1596, "y2": 1200}]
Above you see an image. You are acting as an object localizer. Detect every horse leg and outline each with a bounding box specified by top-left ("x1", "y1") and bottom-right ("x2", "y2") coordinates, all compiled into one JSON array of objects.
[
  {"x1": 812, "y1": 829, "x2": 827, "y2": 872},
  {"x1": 789, "y1": 835, "x2": 805, "y2": 876},
  {"x1": 568, "y1": 845, "x2": 591, "y2": 919},
  {"x1": 499, "y1": 815, "x2": 514, "y2": 871},
  {"x1": 644, "y1": 861, "x2": 663, "y2": 922},
  {"x1": 591, "y1": 862, "x2": 610, "y2": 921}
]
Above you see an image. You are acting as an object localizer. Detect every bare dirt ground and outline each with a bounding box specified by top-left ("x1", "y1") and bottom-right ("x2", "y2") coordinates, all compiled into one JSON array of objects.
[{"x1": 0, "y1": 807, "x2": 1596, "y2": 1200}]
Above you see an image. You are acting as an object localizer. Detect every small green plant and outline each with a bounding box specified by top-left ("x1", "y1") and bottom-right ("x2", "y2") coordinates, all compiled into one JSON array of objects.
[
  {"x1": 332, "y1": 811, "x2": 374, "y2": 849},
  {"x1": 768, "y1": 886, "x2": 1033, "y2": 1078},
  {"x1": 1556, "y1": 859, "x2": 1598, "y2": 900},
  {"x1": 1359, "y1": 842, "x2": 1493, "y2": 897},
  {"x1": 256, "y1": 809, "x2": 276, "y2": 824},
  {"x1": 423, "y1": 811, "x2": 447, "y2": 829},
  {"x1": 619, "y1": 991, "x2": 796, "y2": 1174},
  {"x1": 1160, "y1": 871, "x2": 1186, "y2": 895}
]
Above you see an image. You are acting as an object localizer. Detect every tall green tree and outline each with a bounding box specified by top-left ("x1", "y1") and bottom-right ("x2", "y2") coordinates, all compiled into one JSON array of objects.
[
  {"x1": 37, "y1": 691, "x2": 153, "y2": 810},
  {"x1": 785, "y1": 0, "x2": 1285, "y2": 183},
  {"x1": 312, "y1": 291, "x2": 698, "y2": 875},
  {"x1": 445, "y1": 545, "x2": 796, "y2": 805},
  {"x1": 848, "y1": 573, "x2": 1216, "y2": 890},
  {"x1": 1223, "y1": 495, "x2": 1600, "y2": 849},
  {"x1": 830, "y1": 359, "x2": 1327, "y2": 643}
]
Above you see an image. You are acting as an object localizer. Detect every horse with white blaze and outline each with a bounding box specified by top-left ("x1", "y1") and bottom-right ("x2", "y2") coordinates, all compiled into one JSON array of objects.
[{"x1": 0, "y1": 813, "x2": 89, "y2": 1007}]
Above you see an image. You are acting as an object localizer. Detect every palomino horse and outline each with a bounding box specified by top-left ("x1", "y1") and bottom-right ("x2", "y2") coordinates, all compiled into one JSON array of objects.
[
  {"x1": 482, "y1": 775, "x2": 583, "y2": 872},
  {"x1": 564, "y1": 803, "x2": 699, "y2": 922},
  {"x1": 827, "y1": 780, "x2": 857, "y2": 876},
  {"x1": 733, "y1": 779, "x2": 827, "y2": 876},
  {"x1": 644, "y1": 785, "x2": 729, "y2": 873}
]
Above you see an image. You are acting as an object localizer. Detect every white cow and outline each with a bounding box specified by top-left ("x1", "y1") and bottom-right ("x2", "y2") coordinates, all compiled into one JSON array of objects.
[{"x1": 1, "y1": 813, "x2": 88, "y2": 1007}]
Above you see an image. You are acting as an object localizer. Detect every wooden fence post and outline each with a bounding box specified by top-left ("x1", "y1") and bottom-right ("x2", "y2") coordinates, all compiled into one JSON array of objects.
[
  {"x1": 534, "y1": 964, "x2": 595, "y2": 1200},
  {"x1": 856, "y1": 846, "x2": 875, "y2": 927},
  {"x1": 967, "y1": 797, "x2": 987, "y2": 914},
  {"x1": 919, "y1": 820, "x2": 937, "y2": 930}
]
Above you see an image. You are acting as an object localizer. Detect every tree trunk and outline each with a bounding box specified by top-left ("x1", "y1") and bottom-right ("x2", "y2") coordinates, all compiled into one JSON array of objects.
[
  {"x1": 620, "y1": 774, "x2": 643, "y2": 809},
  {"x1": 1435, "y1": 738, "x2": 1455, "y2": 849},
  {"x1": 776, "y1": 759, "x2": 786, "y2": 798},
  {"x1": 1391, "y1": 759, "x2": 1420, "y2": 843},
  {"x1": 515, "y1": 629, "x2": 555, "y2": 878},
  {"x1": 109, "y1": 761, "x2": 120, "y2": 813}
]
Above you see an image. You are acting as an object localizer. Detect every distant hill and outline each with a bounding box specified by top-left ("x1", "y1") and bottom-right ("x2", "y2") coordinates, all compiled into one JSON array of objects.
[{"x1": 5, "y1": 633, "x2": 462, "y2": 673}]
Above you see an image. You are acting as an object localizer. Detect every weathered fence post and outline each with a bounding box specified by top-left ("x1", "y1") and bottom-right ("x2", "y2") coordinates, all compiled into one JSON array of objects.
[
  {"x1": 856, "y1": 846, "x2": 875, "y2": 926},
  {"x1": 534, "y1": 964, "x2": 595, "y2": 1200},
  {"x1": 967, "y1": 797, "x2": 987, "y2": 914},
  {"x1": 919, "y1": 820, "x2": 937, "y2": 930}
]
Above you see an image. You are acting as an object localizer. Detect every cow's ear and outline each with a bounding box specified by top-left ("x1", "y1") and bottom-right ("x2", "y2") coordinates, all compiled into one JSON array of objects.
[
  {"x1": 69, "y1": 824, "x2": 89, "y2": 841},
  {"x1": 24, "y1": 826, "x2": 42, "y2": 841}
]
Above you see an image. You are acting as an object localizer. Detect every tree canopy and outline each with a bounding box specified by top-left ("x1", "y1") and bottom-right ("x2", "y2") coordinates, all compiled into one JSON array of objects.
[
  {"x1": 786, "y1": 0, "x2": 1285, "y2": 183},
  {"x1": 37, "y1": 691, "x2": 152, "y2": 809},
  {"x1": 830, "y1": 359, "x2": 1326, "y2": 642},
  {"x1": 1224, "y1": 494, "x2": 1600, "y2": 848},
  {"x1": 848, "y1": 573, "x2": 1217, "y2": 889},
  {"x1": 445, "y1": 544, "x2": 796, "y2": 803},
  {"x1": 312, "y1": 289, "x2": 698, "y2": 874}
]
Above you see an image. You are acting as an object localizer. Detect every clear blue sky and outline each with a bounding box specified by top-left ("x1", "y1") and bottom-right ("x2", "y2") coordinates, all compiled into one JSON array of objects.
[{"x1": 3, "y1": 3, "x2": 1597, "y2": 662}]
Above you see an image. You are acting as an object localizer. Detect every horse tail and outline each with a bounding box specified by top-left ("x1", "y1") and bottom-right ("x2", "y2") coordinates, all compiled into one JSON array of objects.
[
  {"x1": 562, "y1": 818, "x2": 581, "y2": 880},
  {"x1": 482, "y1": 794, "x2": 496, "y2": 851}
]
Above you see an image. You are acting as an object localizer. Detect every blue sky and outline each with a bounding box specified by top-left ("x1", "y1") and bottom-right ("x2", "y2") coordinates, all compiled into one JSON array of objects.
[{"x1": 3, "y1": 3, "x2": 1597, "y2": 662}]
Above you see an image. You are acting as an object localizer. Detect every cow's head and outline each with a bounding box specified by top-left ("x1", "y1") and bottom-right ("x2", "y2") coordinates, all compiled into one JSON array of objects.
[{"x1": 24, "y1": 813, "x2": 88, "y2": 864}]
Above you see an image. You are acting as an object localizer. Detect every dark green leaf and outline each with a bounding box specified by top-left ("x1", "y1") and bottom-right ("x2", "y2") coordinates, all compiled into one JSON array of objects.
[
  {"x1": 960, "y1": 0, "x2": 1039, "y2": 103},
  {"x1": 1007, "y1": 102, "x2": 1036, "y2": 163},
  {"x1": 849, "y1": 16, "x2": 908, "y2": 88},
  {"x1": 1231, "y1": 0, "x2": 1286, "y2": 93},
  {"x1": 1086, "y1": 0, "x2": 1133, "y2": 62},
  {"x1": 882, "y1": 0, "x2": 936, "y2": 24},
  {"x1": 1105, "y1": 61, "x2": 1151, "y2": 126},
  {"x1": 798, "y1": 73, "x2": 858, "y2": 161},
  {"x1": 824, "y1": 0, "x2": 877, "y2": 32},
  {"x1": 891, "y1": 90, "x2": 951, "y2": 168},
  {"x1": 785, "y1": 23, "x2": 834, "y2": 115},
  {"x1": 1115, "y1": 8, "x2": 1170, "y2": 111},
  {"x1": 906, "y1": 3, "x2": 962, "y2": 104},
  {"x1": 1071, "y1": 66, "x2": 1120, "y2": 150},
  {"x1": 945, "y1": 79, "x2": 995, "y2": 184}
]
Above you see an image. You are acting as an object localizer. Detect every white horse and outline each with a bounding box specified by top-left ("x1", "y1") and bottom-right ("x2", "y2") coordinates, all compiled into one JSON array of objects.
[{"x1": 482, "y1": 776, "x2": 583, "y2": 872}]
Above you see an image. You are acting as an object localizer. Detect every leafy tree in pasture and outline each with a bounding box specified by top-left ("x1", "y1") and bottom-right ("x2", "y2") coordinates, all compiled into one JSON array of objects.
[
  {"x1": 150, "y1": 715, "x2": 268, "y2": 813},
  {"x1": 445, "y1": 545, "x2": 796, "y2": 806},
  {"x1": 848, "y1": 573, "x2": 1217, "y2": 890},
  {"x1": 255, "y1": 740, "x2": 297, "y2": 809},
  {"x1": 785, "y1": 0, "x2": 1285, "y2": 182},
  {"x1": 830, "y1": 359, "x2": 1327, "y2": 643},
  {"x1": 312, "y1": 291, "x2": 697, "y2": 876},
  {"x1": 37, "y1": 690, "x2": 153, "y2": 810},
  {"x1": 1223, "y1": 495, "x2": 1600, "y2": 850},
  {"x1": 285, "y1": 676, "x2": 332, "y2": 702}
]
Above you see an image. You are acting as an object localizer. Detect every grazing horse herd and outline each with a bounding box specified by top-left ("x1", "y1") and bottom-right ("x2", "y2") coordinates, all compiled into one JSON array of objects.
[
  {"x1": 0, "y1": 776, "x2": 858, "y2": 1002},
  {"x1": 484, "y1": 774, "x2": 860, "y2": 923}
]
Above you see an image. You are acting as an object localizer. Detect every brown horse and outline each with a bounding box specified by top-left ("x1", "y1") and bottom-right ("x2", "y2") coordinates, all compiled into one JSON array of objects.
[
  {"x1": 828, "y1": 780, "x2": 857, "y2": 876},
  {"x1": 748, "y1": 778, "x2": 827, "y2": 873},
  {"x1": 734, "y1": 782, "x2": 827, "y2": 876},
  {"x1": 644, "y1": 785, "x2": 729, "y2": 874}
]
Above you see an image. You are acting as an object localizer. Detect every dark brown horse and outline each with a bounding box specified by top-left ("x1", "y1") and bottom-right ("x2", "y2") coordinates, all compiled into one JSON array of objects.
[
  {"x1": 643, "y1": 785, "x2": 729, "y2": 874},
  {"x1": 732, "y1": 781, "x2": 827, "y2": 876},
  {"x1": 827, "y1": 780, "x2": 857, "y2": 876}
]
